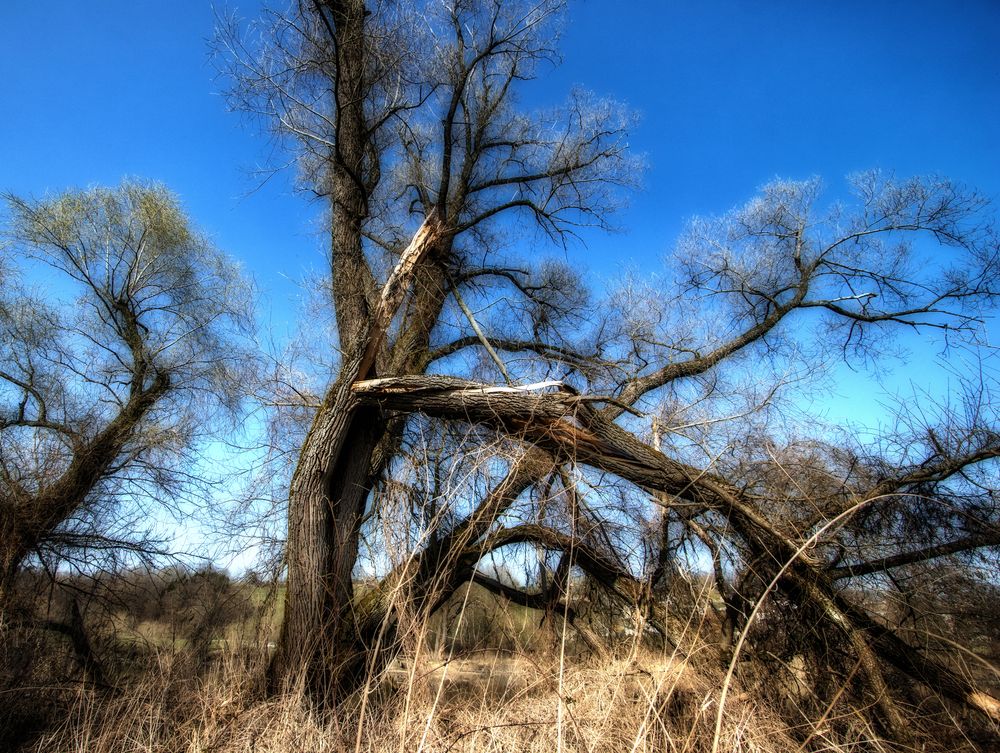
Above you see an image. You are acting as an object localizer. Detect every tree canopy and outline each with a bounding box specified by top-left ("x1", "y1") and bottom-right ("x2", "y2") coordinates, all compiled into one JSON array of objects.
[
  {"x1": 0, "y1": 181, "x2": 252, "y2": 602},
  {"x1": 212, "y1": 1, "x2": 1000, "y2": 740}
]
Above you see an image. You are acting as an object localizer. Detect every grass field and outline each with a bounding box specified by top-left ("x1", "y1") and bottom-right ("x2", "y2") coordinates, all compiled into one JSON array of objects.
[{"x1": 3, "y1": 572, "x2": 996, "y2": 752}]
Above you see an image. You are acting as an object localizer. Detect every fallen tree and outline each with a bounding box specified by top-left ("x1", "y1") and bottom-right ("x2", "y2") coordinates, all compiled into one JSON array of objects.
[{"x1": 219, "y1": 0, "x2": 1000, "y2": 744}]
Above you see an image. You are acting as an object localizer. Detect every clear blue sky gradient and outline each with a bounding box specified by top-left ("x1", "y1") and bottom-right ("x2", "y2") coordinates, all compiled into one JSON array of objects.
[{"x1": 2, "y1": 0, "x2": 999, "y2": 427}]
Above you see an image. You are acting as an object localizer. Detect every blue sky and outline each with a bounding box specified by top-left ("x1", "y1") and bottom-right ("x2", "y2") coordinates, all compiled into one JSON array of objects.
[{"x1": 2, "y1": 0, "x2": 999, "y2": 428}]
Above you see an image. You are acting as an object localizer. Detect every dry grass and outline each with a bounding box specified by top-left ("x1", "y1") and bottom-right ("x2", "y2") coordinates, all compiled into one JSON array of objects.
[
  {"x1": 25, "y1": 644, "x2": 837, "y2": 753},
  {"x1": 9, "y1": 577, "x2": 992, "y2": 753}
]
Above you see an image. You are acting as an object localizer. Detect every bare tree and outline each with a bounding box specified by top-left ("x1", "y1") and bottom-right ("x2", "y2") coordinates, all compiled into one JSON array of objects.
[
  {"x1": 218, "y1": 0, "x2": 635, "y2": 702},
  {"x1": 0, "y1": 180, "x2": 252, "y2": 615},
  {"x1": 221, "y1": 0, "x2": 1000, "y2": 741}
]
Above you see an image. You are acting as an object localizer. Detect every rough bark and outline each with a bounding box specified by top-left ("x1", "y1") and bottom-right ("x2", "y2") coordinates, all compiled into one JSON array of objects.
[
  {"x1": 269, "y1": 214, "x2": 443, "y2": 702},
  {"x1": 296, "y1": 450, "x2": 552, "y2": 697}
]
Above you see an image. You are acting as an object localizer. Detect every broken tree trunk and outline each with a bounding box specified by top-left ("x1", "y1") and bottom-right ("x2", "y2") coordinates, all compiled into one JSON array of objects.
[
  {"x1": 269, "y1": 214, "x2": 443, "y2": 704},
  {"x1": 351, "y1": 374, "x2": 1000, "y2": 727}
]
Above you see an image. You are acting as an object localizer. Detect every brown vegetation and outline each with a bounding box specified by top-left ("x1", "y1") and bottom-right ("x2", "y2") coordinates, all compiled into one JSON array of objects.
[
  {"x1": 0, "y1": 570, "x2": 973, "y2": 753},
  {"x1": 1, "y1": 564, "x2": 997, "y2": 752}
]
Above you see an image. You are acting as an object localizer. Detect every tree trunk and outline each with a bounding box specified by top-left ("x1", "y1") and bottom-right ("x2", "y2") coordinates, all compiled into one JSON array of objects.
[
  {"x1": 269, "y1": 213, "x2": 444, "y2": 704},
  {"x1": 351, "y1": 374, "x2": 1000, "y2": 727},
  {"x1": 0, "y1": 372, "x2": 168, "y2": 620},
  {"x1": 269, "y1": 379, "x2": 384, "y2": 701},
  {"x1": 0, "y1": 510, "x2": 25, "y2": 620}
]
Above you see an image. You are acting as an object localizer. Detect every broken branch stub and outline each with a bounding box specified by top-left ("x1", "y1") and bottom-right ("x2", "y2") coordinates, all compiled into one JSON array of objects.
[{"x1": 357, "y1": 210, "x2": 443, "y2": 381}]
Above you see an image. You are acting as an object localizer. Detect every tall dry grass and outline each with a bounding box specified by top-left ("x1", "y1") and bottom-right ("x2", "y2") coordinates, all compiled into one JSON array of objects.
[
  {"x1": 10, "y1": 571, "x2": 992, "y2": 752},
  {"x1": 31, "y1": 647, "x2": 806, "y2": 753}
]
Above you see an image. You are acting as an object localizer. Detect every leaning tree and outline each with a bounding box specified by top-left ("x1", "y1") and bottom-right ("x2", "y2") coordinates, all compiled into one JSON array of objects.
[
  {"x1": 0, "y1": 181, "x2": 252, "y2": 615},
  {"x1": 221, "y1": 0, "x2": 1000, "y2": 741}
]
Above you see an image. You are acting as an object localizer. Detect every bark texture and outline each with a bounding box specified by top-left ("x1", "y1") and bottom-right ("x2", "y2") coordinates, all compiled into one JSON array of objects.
[{"x1": 270, "y1": 212, "x2": 444, "y2": 701}]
